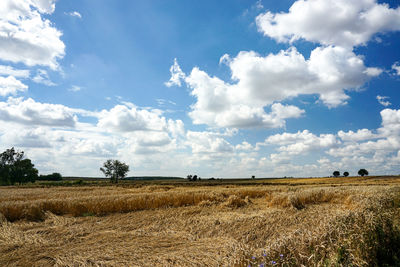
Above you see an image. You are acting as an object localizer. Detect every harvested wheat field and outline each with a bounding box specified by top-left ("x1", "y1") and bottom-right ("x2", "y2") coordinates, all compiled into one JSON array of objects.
[{"x1": 1, "y1": 176, "x2": 400, "y2": 266}]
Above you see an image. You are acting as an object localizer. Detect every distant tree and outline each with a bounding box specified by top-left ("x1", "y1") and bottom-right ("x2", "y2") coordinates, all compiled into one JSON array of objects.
[
  {"x1": 343, "y1": 171, "x2": 349, "y2": 177},
  {"x1": 333, "y1": 171, "x2": 340, "y2": 177},
  {"x1": 251, "y1": 175, "x2": 255, "y2": 179},
  {"x1": 358, "y1": 169, "x2": 369, "y2": 176},
  {"x1": 187, "y1": 175, "x2": 193, "y2": 181},
  {"x1": 100, "y1": 159, "x2": 129, "y2": 183},
  {"x1": 38, "y1": 173, "x2": 62, "y2": 181},
  {"x1": 192, "y1": 175, "x2": 198, "y2": 181},
  {"x1": 0, "y1": 147, "x2": 38, "y2": 185}
]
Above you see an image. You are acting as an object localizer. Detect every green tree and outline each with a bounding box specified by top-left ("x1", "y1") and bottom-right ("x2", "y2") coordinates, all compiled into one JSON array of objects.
[
  {"x1": 38, "y1": 172, "x2": 62, "y2": 181},
  {"x1": 100, "y1": 159, "x2": 129, "y2": 183},
  {"x1": 333, "y1": 171, "x2": 340, "y2": 177},
  {"x1": 343, "y1": 171, "x2": 349, "y2": 177},
  {"x1": 358, "y1": 169, "x2": 369, "y2": 176},
  {"x1": 0, "y1": 148, "x2": 38, "y2": 185}
]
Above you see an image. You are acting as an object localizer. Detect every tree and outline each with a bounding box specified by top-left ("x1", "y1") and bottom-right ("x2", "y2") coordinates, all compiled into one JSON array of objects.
[
  {"x1": 333, "y1": 171, "x2": 340, "y2": 177},
  {"x1": 192, "y1": 175, "x2": 198, "y2": 181},
  {"x1": 100, "y1": 159, "x2": 129, "y2": 183},
  {"x1": 187, "y1": 175, "x2": 193, "y2": 181},
  {"x1": 0, "y1": 147, "x2": 38, "y2": 185},
  {"x1": 343, "y1": 171, "x2": 349, "y2": 177},
  {"x1": 358, "y1": 169, "x2": 369, "y2": 176},
  {"x1": 38, "y1": 173, "x2": 62, "y2": 181}
]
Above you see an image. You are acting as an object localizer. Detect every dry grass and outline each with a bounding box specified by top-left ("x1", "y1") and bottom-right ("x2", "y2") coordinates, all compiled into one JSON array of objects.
[{"x1": 0, "y1": 177, "x2": 400, "y2": 266}]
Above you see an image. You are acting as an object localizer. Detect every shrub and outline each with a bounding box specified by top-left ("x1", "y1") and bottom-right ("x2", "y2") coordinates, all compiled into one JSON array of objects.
[{"x1": 38, "y1": 173, "x2": 62, "y2": 181}]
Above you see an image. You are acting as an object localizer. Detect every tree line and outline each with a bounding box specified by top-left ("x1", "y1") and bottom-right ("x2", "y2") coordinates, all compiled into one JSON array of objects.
[{"x1": 332, "y1": 169, "x2": 369, "y2": 177}]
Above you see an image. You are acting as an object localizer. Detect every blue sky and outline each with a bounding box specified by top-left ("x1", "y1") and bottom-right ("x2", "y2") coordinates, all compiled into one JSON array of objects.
[{"x1": 1, "y1": 0, "x2": 400, "y2": 177}]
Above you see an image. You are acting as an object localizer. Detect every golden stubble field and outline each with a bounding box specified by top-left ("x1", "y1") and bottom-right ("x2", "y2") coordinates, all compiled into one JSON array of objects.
[{"x1": 1, "y1": 176, "x2": 400, "y2": 266}]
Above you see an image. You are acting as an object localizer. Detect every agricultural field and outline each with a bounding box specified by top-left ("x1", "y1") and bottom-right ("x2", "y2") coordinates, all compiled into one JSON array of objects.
[{"x1": 1, "y1": 176, "x2": 400, "y2": 266}]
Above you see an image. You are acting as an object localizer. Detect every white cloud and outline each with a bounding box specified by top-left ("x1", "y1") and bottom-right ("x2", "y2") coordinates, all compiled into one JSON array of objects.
[
  {"x1": 328, "y1": 138, "x2": 399, "y2": 158},
  {"x1": 376, "y1": 95, "x2": 391, "y2": 107},
  {"x1": 364, "y1": 67, "x2": 383, "y2": 76},
  {"x1": 392, "y1": 62, "x2": 400, "y2": 75},
  {"x1": 31, "y1": 0, "x2": 56, "y2": 13},
  {"x1": 156, "y1": 98, "x2": 176, "y2": 106},
  {"x1": 256, "y1": 0, "x2": 400, "y2": 48},
  {"x1": 97, "y1": 104, "x2": 170, "y2": 132},
  {"x1": 66, "y1": 11, "x2": 82, "y2": 18},
  {"x1": 265, "y1": 130, "x2": 339, "y2": 155},
  {"x1": 167, "y1": 119, "x2": 185, "y2": 138},
  {"x1": 0, "y1": 97, "x2": 189, "y2": 176},
  {"x1": 379, "y1": 108, "x2": 400, "y2": 137},
  {"x1": 165, "y1": 58, "x2": 185, "y2": 87},
  {"x1": 0, "y1": 65, "x2": 30, "y2": 78},
  {"x1": 338, "y1": 129, "x2": 377, "y2": 142},
  {"x1": 0, "y1": 0, "x2": 65, "y2": 69},
  {"x1": 1, "y1": 127, "x2": 51, "y2": 148},
  {"x1": 69, "y1": 85, "x2": 82, "y2": 92},
  {"x1": 235, "y1": 141, "x2": 253, "y2": 151},
  {"x1": 270, "y1": 153, "x2": 291, "y2": 164},
  {"x1": 0, "y1": 76, "x2": 28, "y2": 96},
  {"x1": 32, "y1": 69, "x2": 56, "y2": 86},
  {"x1": 255, "y1": 0, "x2": 264, "y2": 10},
  {"x1": 328, "y1": 108, "x2": 400, "y2": 161},
  {"x1": 170, "y1": 45, "x2": 379, "y2": 128},
  {"x1": 262, "y1": 108, "x2": 400, "y2": 175},
  {"x1": 1, "y1": 102, "x2": 399, "y2": 177},
  {"x1": 0, "y1": 97, "x2": 77, "y2": 127},
  {"x1": 186, "y1": 131, "x2": 234, "y2": 154}
]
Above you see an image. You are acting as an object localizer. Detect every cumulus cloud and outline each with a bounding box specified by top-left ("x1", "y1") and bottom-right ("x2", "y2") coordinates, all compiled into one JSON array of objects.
[
  {"x1": 256, "y1": 0, "x2": 400, "y2": 48},
  {"x1": 0, "y1": 76, "x2": 28, "y2": 96},
  {"x1": 167, "y1": 119, "x2": 185, "y2": 137},
  {"x1": 186, "y1": 131, "x2": 234, "y2": 154},
  {"x1": 170, "y1": 45, "x2": 379, "y2": 128},
  {"x1": 0, "y1": 0, "x2": 65, "y2": 69},
  {"x1": 379, "y1": 108, "x2": 400, "y2": 136},
  {"x1": 97, "y1": 104, "x2": 170, "y2": 132},
  {"x1": 376, "y1": 95, "x2": 391, "y2": 107},
  {"x1": 235, "y1": 141, "x2": 254, "y2": 151},
  {"x1": 1, "y1": 127, "x2": 51, "y2": 148},
  {"x1": 262, "y1": 108, "x2": 400, "y2": 174},
  {"x1": 0, "y1": 65, "x2": 30, "y2": 78},
  {"x1": 265, "y1": 130, "x2": 339, "y2": 155},
  {"x1": 328, "y1": 108, "x2": 400, "y2": 159},
  {"x1": 338, "y1": 129, "x2": 377, "y2": 142},
  {"x1": 0, "y1": 97, "x2": 77, "y2": 127},
  {"x1": 0, "y1": 97, "x2": 189, "y2": 176}
]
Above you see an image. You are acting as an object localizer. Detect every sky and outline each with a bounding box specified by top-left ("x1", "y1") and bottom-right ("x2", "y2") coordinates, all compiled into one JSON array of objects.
[{"x1": 1, "y1": 0, "x2": 400, "y2": 178}]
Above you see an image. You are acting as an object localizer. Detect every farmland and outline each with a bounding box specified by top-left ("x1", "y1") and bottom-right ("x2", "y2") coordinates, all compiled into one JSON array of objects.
[{"x1": 1, "y1": 176, "x2": 400, "y2": 266}]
